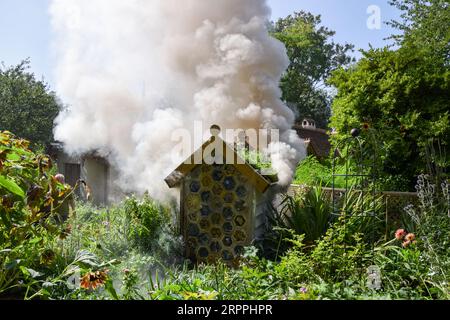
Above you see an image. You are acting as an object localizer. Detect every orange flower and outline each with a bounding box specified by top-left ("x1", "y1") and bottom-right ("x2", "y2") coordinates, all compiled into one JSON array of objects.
[
  {"x1": 405, "y1": 233, "x2": 416, "y2": 242},
  {"x1": 402, "y1": 240, "x2": 411, "y2": 248},
  {"x1": 395, "y1": 229, "x2": 407, "y2": 241},
  {"x1": 80, "y1": 270, "x2": 109, "y2": 290}
]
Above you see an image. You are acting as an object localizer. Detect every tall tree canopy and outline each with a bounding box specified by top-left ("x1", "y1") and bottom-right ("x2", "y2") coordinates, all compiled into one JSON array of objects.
[
  {"x1": 388, "y1": 0, "x2": 449, "y2": 61},
  {"x1": 329, "y1": 0, "x2": 449, "y2": 191},
  {"x1": 0, "y1": 60, "x2": 60, "y2": 147},
  {"x1": 271, "y1": 11, "x2": 354, "y2": 129}
]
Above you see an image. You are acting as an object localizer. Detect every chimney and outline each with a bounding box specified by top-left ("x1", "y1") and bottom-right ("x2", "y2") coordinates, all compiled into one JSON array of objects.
[{"x1": 302, "y1": 118, "x2": 316, "y2": 130}]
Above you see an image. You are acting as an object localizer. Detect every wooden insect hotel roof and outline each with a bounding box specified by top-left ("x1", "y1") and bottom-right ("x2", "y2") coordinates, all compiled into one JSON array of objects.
[{"x1": 165, "y1": 125, "x2": 273, "y2": 194}]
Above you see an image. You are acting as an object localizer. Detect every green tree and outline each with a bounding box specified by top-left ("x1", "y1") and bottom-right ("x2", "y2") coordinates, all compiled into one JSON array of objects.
[
  {"x1": 329, "y1": 1, "x2": 449, "y2": 191},
  {"x1": 0, "y1": 59, "x2": 60, "y2": 148},
  {"x1": 271, "y1": 11, "x2": 354, "y2": 129},
  {"x1": 388, "y1": 0, "x2": 449, "y2": 62}
]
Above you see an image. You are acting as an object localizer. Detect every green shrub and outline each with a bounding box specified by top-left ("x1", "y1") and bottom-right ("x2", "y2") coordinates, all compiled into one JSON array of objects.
[
  {"x1": 279, "y1": 186, "x2": 333, "y2": 243},
  {"x1": 50, "y1": 195, "x2": 181, "y2": 299},
  {"x1": 310, "y1": 219, "x2": 372, "y2": 282},
  {"x1": 0, "y1": 131, "x2": 75, "y2": 298},
  {"x1": 294, "y1": 156, "x2": 331, "y2": 186},
  {"x1": 238, "y1": 149, "x2": 273, "y2": 171},
  {"x1": 294, "y1": 156, "x2": 360, "y2": 188},
  {"x1": 147, "y1": 249, "x2": 289, "y2": 300},
  {"x1": 124, "y1": 195, "x2": 170, "y2": 251},
  {"x1": 374, "y1": 174, "x2": 450, "y2": 299},
  {"x1": 274, "y1": 235, "x2": 315, "y2": 287},
  {"x1": 336, "y1": 187, "x2": 385, "y2": 243}
]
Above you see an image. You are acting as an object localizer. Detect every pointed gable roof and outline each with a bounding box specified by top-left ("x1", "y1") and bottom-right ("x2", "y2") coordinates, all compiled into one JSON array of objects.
[{"x1": 165, "y1": 125, "x2": 273, "y2": 194}]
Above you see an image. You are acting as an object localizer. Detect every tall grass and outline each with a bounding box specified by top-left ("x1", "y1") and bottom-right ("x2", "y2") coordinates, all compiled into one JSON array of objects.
[{"x1": 279, "y1": 186, "x2": 332, "y2": 244}]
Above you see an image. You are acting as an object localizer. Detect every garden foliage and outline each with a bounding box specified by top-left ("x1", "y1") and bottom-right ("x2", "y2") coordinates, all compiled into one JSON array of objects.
[
  {"x1": 271, "y1": 11, "x2": 354, "y2": 128},
  {"x1": 279, "y1": 186, "x2": 332, "y2": 244},
  {"x1": 328, "y1": 0, "x2": 449, "y2": 191},
  {"x1": 0, "y1": 60, "x2": 60, "y2": 148},
  {"x1": 0, "y1": 131, "x2": 448, "y2": 300},
  {"x1": 0, "y1": 131, "x2": 73, "y2": 297}
]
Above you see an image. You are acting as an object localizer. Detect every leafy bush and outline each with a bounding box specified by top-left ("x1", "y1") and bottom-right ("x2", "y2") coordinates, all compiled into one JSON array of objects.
[
  {"x1": 0, "y1": 60, "x2": 60, "y2": 147},
  {"x1": 274, "y1": 212, "x2": 373, "y2": 288},
  {"x1": 294, "y1": 156, "x2": 360, "y2": 188},
  {"x1": 279, "y1": 186, "x2": 332, "y2": 243},
  {"x1": 375, "y1": 174, "x2": 449, "y2": 299},
  {"x1": 309, "y1": 218, "x2": 372, "y2": 282},
  {"x1": 148, "y1": 249, "x2": 293, "y2": 300},
  {"x1": 124, "y1": 195, "x2": 171, "y2": 251},
  {"x1": 47, "y1": 195, "x2": 182, "y2": 300},
  {"x1": 336, "y1": 187, "x2": 385, "y2": 243},
  {"x1": 294, "y1": 156, "x2": 331, "y2": 186},
  {"x1": 0, "y1": 131, "x2": 74, "y2": 297}
]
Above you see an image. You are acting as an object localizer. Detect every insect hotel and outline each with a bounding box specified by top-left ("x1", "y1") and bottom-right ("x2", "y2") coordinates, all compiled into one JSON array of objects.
[{"x1": 165, "y1": 125, "x2": 276, "y2": 264}]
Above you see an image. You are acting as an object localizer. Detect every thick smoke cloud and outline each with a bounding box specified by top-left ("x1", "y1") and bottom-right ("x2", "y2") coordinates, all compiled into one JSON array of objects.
[{"x1": 51, "y1": 0, "x2": 306, "y2": 200}]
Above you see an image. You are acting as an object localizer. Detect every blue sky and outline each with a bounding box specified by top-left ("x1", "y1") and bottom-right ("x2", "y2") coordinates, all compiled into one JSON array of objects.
[{"x1": 0, "y1": 0, "x2": 400, "y2": 89}]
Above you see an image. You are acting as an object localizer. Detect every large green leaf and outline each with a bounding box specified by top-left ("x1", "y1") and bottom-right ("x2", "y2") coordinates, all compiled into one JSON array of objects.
[
  {"x1": 0, "y1": 175, "x2": 25, "y2": 198},
  {"x1": 6, "y1": 152, "x2": 20, "y2": 161}
]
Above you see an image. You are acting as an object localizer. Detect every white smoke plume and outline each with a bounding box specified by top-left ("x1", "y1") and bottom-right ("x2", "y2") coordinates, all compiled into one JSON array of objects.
[{"x1": 50, "y1": 0, "x2": 306, "y2": 200}]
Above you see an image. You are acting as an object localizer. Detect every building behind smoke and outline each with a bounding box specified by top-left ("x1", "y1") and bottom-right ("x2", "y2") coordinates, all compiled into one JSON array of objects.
[
  {"x1": 293, "y1": 118, "x2": 332, "y2": 160},
  {"x1": 48, "y1": 143, "x2": 124, "y2": 206},
  {"x1": 51, "y1": 0, "x2": 305, "y2": 195}
]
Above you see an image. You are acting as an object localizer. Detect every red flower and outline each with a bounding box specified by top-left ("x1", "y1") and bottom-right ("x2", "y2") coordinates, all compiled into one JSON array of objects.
[{"x1": 395, "y1": 229, "x2": 407, "y2": 241}]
